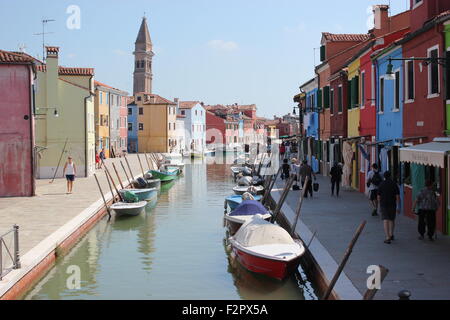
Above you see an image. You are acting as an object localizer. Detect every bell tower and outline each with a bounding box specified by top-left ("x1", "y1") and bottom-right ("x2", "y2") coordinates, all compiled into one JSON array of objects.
[{"x1": 133, "y1": 16, "x2": 154, "y2": 94}]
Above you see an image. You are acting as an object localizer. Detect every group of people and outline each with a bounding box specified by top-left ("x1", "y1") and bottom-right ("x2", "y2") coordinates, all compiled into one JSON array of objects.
[
  {"x1": 366, "y1": 163, "x2": 439, "y2": 244},
  {"x1": 95, "y1": 148, "x2": 107, "y2": 169}
]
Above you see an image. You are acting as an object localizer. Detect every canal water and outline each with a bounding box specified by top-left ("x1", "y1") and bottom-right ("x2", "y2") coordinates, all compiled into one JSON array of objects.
[{"x1": 24, "y1": 163, "x2": 318, "y2": 300}]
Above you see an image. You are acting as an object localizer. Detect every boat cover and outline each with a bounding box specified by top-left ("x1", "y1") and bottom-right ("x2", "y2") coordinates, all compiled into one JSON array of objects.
[
  {"x1": 230, "y1": 200, "x2": 268, "y2": 216},
  {"x1": 234, "y1": 216, "x2": 295, "y2": 247},
  {"x1": 238, "y1": 176, "x2": 253, "y2": 186}
]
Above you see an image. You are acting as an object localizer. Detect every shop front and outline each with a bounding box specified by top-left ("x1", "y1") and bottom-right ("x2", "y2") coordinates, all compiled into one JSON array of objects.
[{"x1": 400, "y1": 140, "x2": 450, "y2": 235}]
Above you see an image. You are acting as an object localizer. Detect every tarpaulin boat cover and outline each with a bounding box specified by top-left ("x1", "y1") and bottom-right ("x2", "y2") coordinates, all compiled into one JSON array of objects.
[
  {"x1": 230, "y1": 200, "x2": 268, "y2": 216},
  {"x1": 234, "y1": 216, "x2": 295, "y2": 247}
]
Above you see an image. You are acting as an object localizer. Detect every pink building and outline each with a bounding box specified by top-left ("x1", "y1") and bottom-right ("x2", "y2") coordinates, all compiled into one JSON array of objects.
[{"x1": 0, "y1": 50, "x2": 36, "y2": 196}]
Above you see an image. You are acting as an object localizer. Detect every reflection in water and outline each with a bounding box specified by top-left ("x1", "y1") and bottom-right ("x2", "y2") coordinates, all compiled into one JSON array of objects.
[{"x1": 24, "y1": 162, "x2": 317, "y2": 300}]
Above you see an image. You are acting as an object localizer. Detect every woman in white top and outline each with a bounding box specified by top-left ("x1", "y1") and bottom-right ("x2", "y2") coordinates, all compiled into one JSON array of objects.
[{"x1": 63, "y1": 156, "x2": 77, "y2": 194}]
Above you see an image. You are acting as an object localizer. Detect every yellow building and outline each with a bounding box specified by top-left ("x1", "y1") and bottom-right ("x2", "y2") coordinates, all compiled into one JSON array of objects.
[
  {"x1": 135, "y1": 93, "x2": 177, "y2": 153},
  {"x1": 347, "y1": 58, "x2": 361, "y2": 190},
  {"x1": 35, "y1": 46, "x2": 95, "y2": 178},
  {"x1": 94, "y1": 81, "x2": 111, "y2": 158}
]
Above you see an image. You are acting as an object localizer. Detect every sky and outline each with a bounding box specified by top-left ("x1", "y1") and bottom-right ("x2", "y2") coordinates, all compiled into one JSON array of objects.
[{"x1": 0, "y1": 0, "x2": 409, "y2": 118}]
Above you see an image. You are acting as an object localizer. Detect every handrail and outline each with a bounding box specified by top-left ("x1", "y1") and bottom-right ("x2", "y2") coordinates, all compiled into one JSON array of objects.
[{"x1": 0, "y1": 225, "x2": 20, "y2": 281}]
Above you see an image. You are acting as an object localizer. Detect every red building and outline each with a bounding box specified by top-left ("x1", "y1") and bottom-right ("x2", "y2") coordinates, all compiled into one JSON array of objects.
[
  {"x1": 206, "y1": 111, "x2": 226, "y2": 147},
  {"x1": 399, "y1": 0, "x2": 450, "y2": 233},
  {"x1": 0, "y1": 50, "x2": 36, "y2": 197}
]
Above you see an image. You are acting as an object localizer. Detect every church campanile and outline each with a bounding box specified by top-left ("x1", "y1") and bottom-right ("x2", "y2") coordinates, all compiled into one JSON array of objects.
[{"x1": 133, "y1": 17, "x2": 154, "y2": 94}]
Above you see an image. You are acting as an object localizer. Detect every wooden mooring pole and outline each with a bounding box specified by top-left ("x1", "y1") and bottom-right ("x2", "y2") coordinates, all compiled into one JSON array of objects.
[
  {"x1": 136, "y1": 153, "x2": 146, "y2": 177},
  {"x1": 262, "y1": 166, "x2": 282, "y2": 205},
  {"x1": 271, "y1": 175, "x2": 295, "y2": 223},
  {"x1": 124, "y1": 156, "x2": 135, "y2": 179},
  {"x1": 105, "y1": 165, "x2": 123, "y2": 202},
  {"x1": 103, "y1": 168, "x2": 116, "y2": 203},
  {"x1": 120, "y1": 160, "x2": 132, "y2": 186},
  {"x1": 112, "y1": 163, "x2": 125, "y2": 190},
  {"x1": 93, "y1": 173, "x2": 111, "y2": 219},
  {"x1": 322, "y1": 220, "x2": 367, "y2": 300},
  {"x1": 144, "y1": 153, "x2": 152, "y2": 170},
  {"x1": 290, "y1": 176, "x2": 309, "y2": 237}
]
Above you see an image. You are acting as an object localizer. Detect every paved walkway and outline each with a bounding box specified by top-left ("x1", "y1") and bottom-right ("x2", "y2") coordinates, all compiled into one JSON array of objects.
[
  {"x1": 0, "y1": 156, "x2": 146, "y2": 259},
  {"x1": 275, "y1": 175, "x2": 450, "y2": 300}
]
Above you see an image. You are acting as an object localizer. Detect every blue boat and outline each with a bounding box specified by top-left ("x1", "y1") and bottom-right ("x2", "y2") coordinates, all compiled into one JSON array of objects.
[
  {"x1": 225, "y1": 195, "x2": 262, "y2": 211},
  {"x1": 224, "y1": 200, "x2": 272, "y2": 235}
]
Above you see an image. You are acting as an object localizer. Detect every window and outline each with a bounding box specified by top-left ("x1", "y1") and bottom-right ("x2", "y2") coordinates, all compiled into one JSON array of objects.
[
  {"x1": 361, "y1": 72, "x2": 365, "y2": 107},
  {"x1": 413, "y1": 0, "x2": 423, "y2": 9},
  {"x1": 137, "y1": 96, "x2": 142, "y2": 101},
  {"x1": 323, "y1": 86, "x2": 330, "y2": 109},
  {"x1": 139, "y1": 107, "x2": 143, "y2": 115},
  {"x1": 181, "y1": 110, "x2": 185, "y2": 115},
  {"x1": 371, "y1": 65, "x2": 375, "y2": 105},
  {"x1": 169, "y1": 123, "x2": 171, "y2": 130},
  {"x1": 338, "y1": 86, "x2": 343, "y2": 113},
  {"x1": 139, "y1": 123, "x2": 144, "y2": 131},
  {"x1": 128, "y1": 108, "x2": 132, "y2": 115},
  {"x1": 128, "y1": 123, "x2": 132, "y2": 131},
  {"x1": 195, "y1": 110, "x2": 198, "y2": 116},
  {"x1": 320, "y1": 45, "x2": 326, "y2": 62},
  {"x1": 100, "y1": 92, "x2": 103, "y2": 104},
  {"x1": 428, "y1": 46, "x2": 440, "y2": 96},
  {"x1": 330, "y1": 89, "x2": 335, "y2": 115},
  {"x1": 394, "y1": 71, "x2": 400, "y2": 111},
  {"x1": 380, "y1": 78, "x2": 385, "y2": 113},
  {"x1": 174, "y1": 123, "x2": 176, "y2": 130},
  {"x1": 405, "y1": 60, "x2": 415, "y2": 101}
]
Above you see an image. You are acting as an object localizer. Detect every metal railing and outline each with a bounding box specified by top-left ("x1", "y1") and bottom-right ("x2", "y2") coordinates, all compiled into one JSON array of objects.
[{"x1": 0, "y1": 225, "x2": 20, "y2": 281}]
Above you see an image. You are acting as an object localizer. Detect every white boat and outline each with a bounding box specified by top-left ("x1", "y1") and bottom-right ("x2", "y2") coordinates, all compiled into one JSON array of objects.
[
  {"x1": 110, "y1": 201, "x2": 147, "y2": 216},
  {"x1": 233, "y1": 185, "x2": 264, "y2": 195},
  {"x1": 229, "y1": 215, "x2": 305, "y2": 280},
  {"x1": 224, "y1": 200, "x2": 272, "y2": 235}
]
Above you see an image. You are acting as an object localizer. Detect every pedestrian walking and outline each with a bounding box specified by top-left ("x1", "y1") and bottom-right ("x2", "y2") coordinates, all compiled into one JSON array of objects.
[
  {"x1": 366, "y1": 163, "x2": 383, "y2": 216},
  {"x1": 299, "y1": 160, "x2": 316, "y2": 198},
  {"x1": 413, "y1": 180, "x2": 439, "y2": 241},
  {"x1": 95, "y1": 153, "x2": 100, "y2": 169},
  {"x1": 279, "y1": 143, "x2": 286, "y2": 160},
  {"x1": 377, "y1": 171, "x2": 400, "y2": 244},
  {"x1": 62, "y1": 156, "x2": 77, "y2": 194},
  {"x1": 330, "y1": 162, "x2": 343, "y2": 197},
  {"x1": 291, "y1": 158, "x2": 301, "y2": 190}
]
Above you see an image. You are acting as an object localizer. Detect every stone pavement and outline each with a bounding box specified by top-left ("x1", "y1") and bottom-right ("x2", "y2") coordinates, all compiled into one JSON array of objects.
[
  {"x1": 276, "y1": 175, "x2": 450, "y2": 300},
  {"x1": 0, "y1": 156, "x2": 146, "y2": 259}
]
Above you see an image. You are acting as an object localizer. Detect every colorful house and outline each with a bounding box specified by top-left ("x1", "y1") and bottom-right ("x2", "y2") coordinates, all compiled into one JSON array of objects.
[
  {"x1": 398, "y1": 1, "x2": 450, "y2": 234},
  {"x1": 94, "y1": 81, "x2": 111, "y2": 157},
  {"x1": 206, "y1": 111, "x2": 226, "y2": 150},
  {"x1": 127, "y1": 97, "x2": 138, "y2": 153},
  {"x1": 35, "y1": 46, "x2": 95, "y2": 178},
  {"x1": 0, "y1": 50, "x2": 36, "y2": 196},
  {"x1": 179, "y1": 101, "x2": 206, "y2": 154},
  {"x1": 109, "y1": 88, "x2": 129, "y2": 157},
  {"x1": 300, "y1": 77, "x2": 319, "y2": 171},
  {"x1": 135, "y1": 93, "x2": 177, "y2": 153}
]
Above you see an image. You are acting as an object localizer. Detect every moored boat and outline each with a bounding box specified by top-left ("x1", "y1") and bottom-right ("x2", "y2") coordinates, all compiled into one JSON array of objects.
[
  {"x1": 224, "y1": 200, "x2": 271, "y2": 235},
  {"x1": 229, "y1": 216, "x2": 305, "y2": 280},
  {"x1": 119, "y1": 188, "x2": 157, "y2": 202},
  {"x1": 225, "y1": 194, "x2": 262, "y2": 211},
  {"x1": 110, "y1": 201, "x2": 147, "y2": 216},
  {"x1": 233, "y1": 185, "x2": 264, "y2": 196},
  {"x1": 150, "y1": 169, "x2": 179, "y2": 182},
  {"x1": 146, "y1": 178, "x2": 161, "y2": 189}
]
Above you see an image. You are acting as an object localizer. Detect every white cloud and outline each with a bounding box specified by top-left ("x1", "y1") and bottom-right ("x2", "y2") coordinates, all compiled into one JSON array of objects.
[
  {"x1": 207, "y1": 40, "x2": 239, "y2": 52},
  {"x1": 113, "y1": 49, "x2": 131, "y2": 57}
]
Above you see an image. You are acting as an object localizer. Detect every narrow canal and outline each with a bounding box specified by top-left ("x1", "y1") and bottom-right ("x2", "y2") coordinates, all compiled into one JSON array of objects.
[{"x1": 24, "y1": 163, "x2": 318, "y2": 300}]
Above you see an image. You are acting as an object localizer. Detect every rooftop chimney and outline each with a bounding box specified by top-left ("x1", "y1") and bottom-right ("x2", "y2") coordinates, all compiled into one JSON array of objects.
[{"x1": 373, "y1": 5, "x2": 390, "y2": 36}]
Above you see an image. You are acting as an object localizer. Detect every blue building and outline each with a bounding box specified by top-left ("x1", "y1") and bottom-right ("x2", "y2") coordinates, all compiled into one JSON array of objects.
[
  {"x1": 300, "y1": 77, "x2": 320, "y2": 172},
  {"x1": 179, "y1": 101, "x2": 206, "y2": 153},
  {"x1": 127, "y1": 102, "x2": 139, "y2": 153},
  {"x1": 375, "y1": 46, "x2": 404, "y2": 178}
]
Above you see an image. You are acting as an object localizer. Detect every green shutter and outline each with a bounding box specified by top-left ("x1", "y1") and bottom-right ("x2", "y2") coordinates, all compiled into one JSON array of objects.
[
  {"x1": 320, "y1": 45, "x2": 326, "y2": 62},
  {"x1": 354, "y1": 76, "x2": 360, "y2": 108},
  {"x1": 317, "y1": 89, "x2": 323, "y2": 111},
  {"x1": 324, "y1": 86, "x2": 330, "y2": 109}
]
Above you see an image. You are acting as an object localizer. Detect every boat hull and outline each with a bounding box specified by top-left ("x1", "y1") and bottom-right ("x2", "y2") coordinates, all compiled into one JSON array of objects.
[
  {"x1": 150, "y1": 170, "x2": 178, "y2": 182},
  {"x1": 233, "y1": 186, "x2": 264, "y2": 196},
  {"x1": 230, "y1": 242, "x2": 302, "y2": 281},
  {"x1": 110, "y1": 202, "x2": 147, "y2": 217},
  {"x1": 119, "y1": 188, "x2": 157, "y2": 202},
  {"x1": 146, "y1": 179, "x2": 161, "y2": 189}
]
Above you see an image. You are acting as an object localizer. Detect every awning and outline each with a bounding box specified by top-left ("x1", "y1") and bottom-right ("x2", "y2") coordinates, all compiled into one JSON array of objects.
[{"x1": 400, "y1": 142, "x2": 450, "y2": 168}]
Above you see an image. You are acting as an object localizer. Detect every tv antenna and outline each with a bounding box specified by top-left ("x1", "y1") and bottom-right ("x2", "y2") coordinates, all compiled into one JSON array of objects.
[
  {"x1": 18, "y1": 44, "x2": 27, "y2": 53},
  {"x1": 33, "y1": 18, "x2": 55, "y2": 62}
]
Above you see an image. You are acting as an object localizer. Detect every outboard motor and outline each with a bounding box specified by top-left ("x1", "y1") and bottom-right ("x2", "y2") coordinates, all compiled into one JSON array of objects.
[
  {"x1": 136, "y1": 177, "x2": 147, "y2": 188},
  {"x1": 242, "y1": 167, "x2": 252, "y2": 177}
]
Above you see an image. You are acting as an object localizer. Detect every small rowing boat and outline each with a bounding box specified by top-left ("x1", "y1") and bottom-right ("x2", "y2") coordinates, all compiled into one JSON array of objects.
[
  {"x1": 146, "y1": 178, "x2": 161, "y2": 189},
  {"x1": 224, "y1": 200, "x2": 271, "y2": 235},
  {"x1": 149, "y1": 169, "x2": 179, "y2": 182},
  {"x1": 119, "y1": 188, "x2": 157, "y2": 202},
  {"x1": 232, "y1": 185, "x2": 264, "y2": 196},
  {"x1": 225, "y1": 194, "x2": 262, "y2": 211},
  {"x1": 110, "y1": 201, "x2": 148, "y2": 217},
  {"x1": 229, "y1": 215, "x2": 305, "y2": 280}
]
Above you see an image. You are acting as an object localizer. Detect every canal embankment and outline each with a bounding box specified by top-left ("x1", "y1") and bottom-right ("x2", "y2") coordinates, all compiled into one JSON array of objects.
[
  {"x1": 0, "y1": 156, "x2": 144, "y2": 300},
  {"x1": 271, "y1": 175, "x2": 450, "y2": 300}
]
